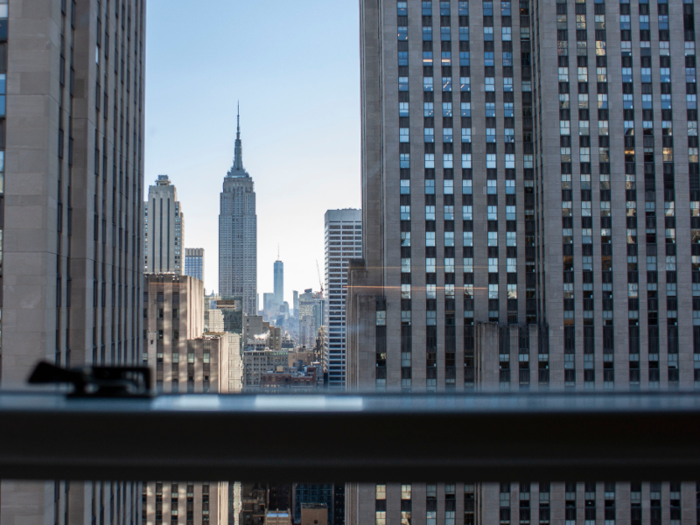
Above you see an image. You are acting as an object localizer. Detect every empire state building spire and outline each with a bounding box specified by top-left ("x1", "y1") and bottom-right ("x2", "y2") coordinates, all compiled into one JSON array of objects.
[{"x1": 233, "y1": 102, "x2": 244, "y2": 171}]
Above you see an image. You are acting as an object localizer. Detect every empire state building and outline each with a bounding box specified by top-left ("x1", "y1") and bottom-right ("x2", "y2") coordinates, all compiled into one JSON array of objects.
[{"x1": 219, "y1": 108, "x2": 257, "y2": 314}]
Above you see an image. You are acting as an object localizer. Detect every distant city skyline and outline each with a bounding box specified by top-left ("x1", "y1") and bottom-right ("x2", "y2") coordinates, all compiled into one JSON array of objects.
[{"x1": 144, "y1": 0, "x2": 361, "y2": 299}]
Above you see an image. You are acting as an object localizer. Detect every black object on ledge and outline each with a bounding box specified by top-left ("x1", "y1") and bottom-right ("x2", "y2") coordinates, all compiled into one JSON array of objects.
[{"x1": 28, "y1": 361, "x2": 151, "y2": 398}]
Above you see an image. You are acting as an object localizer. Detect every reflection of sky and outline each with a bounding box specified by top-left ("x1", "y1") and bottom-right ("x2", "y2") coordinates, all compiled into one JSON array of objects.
[{"x1": 145, "y1": 1, "x2": 360, "y2": 302}]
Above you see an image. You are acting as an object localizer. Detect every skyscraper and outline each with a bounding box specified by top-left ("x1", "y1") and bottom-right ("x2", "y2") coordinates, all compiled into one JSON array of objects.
[
  {"x1": 324, "y1": 209, "x2": 362, "y2": 388},
  {"x1": 1, "y1": 0, "x2": 145, "y2": 521},
  {"x1": 219, "y1": 106, "x2": 257, "y2": 315},
  {"x1": 144, "y1": 175, "x2": 185, "y2": 274},
  {"x1": 274, "y1": 257, "x2": 284, "y2": 310},
  {"x1": 185, "y1": 247, "x2": 205, "y2": 282},
  {"x1": 347, "y1": 0, "x2": 700, "y2": 522}
]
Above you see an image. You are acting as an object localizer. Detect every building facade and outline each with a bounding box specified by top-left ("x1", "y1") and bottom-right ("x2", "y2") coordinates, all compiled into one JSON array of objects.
[
  {"x1": 0, "y1": 0, "x2": 145, "y2": 521},
  {"x1": 274, "y1": 258, "x2": 284, "y2": 309},
  {"x1": 142, "y1": 273, "x2": 229, "y2": 523},
  {"x1": 141, "y1": 482, "x2": 229, "y2": 525},
  {"x1": 219, "y1": 108, "x2": 257, "y2": 314},
  {"x1": 324, "y1": 209, "x2": 362, "y2": 388},
  {"x1": 348, "y1": 0, "x2": 700, "y2": 523},
  {"x1": 144, "y1": 174, "x2": 184, "y2": 274},
  {"x1": 184, "y1": 247, "x2": 204, "y2": 282},
  {"x1": 242, "y1": 348, "x2": 289, "y2": 388}
]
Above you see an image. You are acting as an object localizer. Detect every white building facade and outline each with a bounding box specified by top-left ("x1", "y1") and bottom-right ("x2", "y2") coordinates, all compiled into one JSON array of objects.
[
  {"x1": 325, "y1": 209, "x2": 362, "y2": 388},
  {"x1": 144, "y1": 175, "x2": 185, "y2": 274}
]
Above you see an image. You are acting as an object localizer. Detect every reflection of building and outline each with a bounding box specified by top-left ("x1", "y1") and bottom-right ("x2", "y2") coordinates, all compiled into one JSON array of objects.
[
  {"x1": 294, "y1": 485, "x2": 335, "y2": 525},
  {"x1": 142, "y1": 482, "x2": 228, "y2": 525},
  {"x1": 219, "y1": 108, "x2": 257, "y2": 314},
  {"x1": 144, "y1": 175, "x2": 185, "y2": 274},
  {"x1": 185, "y1": 247, "x2": 205, "y2": 282},
  {"x1": 238, "y1": 483, "x2": 267, "y2": 525},
  {"x1": 300, "y1": 503, "x2": 328, "y2": 525},
  {"x1": 324, "y1": 209, "x2": 362, "y2": 388},
  {"x1": 264, "y1": 511, "x2": 291, "y2": 525}
]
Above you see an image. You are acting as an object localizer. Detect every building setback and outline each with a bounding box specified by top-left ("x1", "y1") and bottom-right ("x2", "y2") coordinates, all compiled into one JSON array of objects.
[
  {"x1": 0, "y1": 0, "x2": 144, "y2": 521},
  {"x1": 324, "y1": 209, "x2": 362, "y2": 388},
  {"x1": 347, "y1": 0, "x2": 700, "y2": 523},
  {"x1": 219, "y1": 107, "x2": 257, "y2": 314},
  {"x1": 144, "y1": 175, "x2": 184, "y2": 274},
  {"x1": 185, "y1": 247, "x2": 205, "y2": 282}
]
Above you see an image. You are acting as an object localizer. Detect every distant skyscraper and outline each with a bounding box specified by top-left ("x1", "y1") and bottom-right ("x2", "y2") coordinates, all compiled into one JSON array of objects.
[
  {"x1": 293, "y1": 290, "x2": 300, "y2": 318},
  {"x1": 274, "y1": 258, "x2": 284, "y2": 308},
  {"x1": 219, "y1": 106, "x2": 257, "y2": 314},
  {"x1": 185, "y1": 248, "x2": 205, "y2": 282},
  {"x1": 144, "y1": 175, "x2": 185, "y2": 274},
  {"x1": 325, "y1": 209, "x2": 361, "y2": 388}
]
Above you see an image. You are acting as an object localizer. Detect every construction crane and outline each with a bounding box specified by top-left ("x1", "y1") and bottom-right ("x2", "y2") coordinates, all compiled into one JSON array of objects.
[{"x1": 316, "y1": 260, "x2": 324, "y2": 297}]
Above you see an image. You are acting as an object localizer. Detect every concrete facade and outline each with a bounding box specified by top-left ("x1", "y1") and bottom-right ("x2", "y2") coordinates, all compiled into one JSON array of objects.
[
  {"x1": 0, "y1": 0, "x2": 145, "y2": 521},
  {"x1": 144, "y1": 175, "x2": 184, "y2": 274},
  {"x1": 141, "y1": 482, "x2": 229, "y2": 525},
  {"x1": 348, "y1": 0, "x2": 700, "y2": 523}
]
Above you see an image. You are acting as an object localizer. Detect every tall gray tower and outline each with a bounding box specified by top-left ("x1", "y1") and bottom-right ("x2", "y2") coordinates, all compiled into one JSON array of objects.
[
  {"x1": 144, "y1": 175, "x2": 185, "y2": 274},
  {"x1": 219, "y1": 106, "x2": 257, "y2": 315},
  {"x1": 274, "y1": 257, "x2": 284, "y2": 310}
]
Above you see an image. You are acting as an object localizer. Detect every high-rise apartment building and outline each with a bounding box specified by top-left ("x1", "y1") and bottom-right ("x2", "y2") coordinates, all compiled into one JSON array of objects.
[
  {"x1": 274, "y1": 258, "x2": 284, "y2": 309},
  {"x1": 144, "y1": 175, "x2": 184, "y2": 274},
  {"x1": 0, "y1": 0, "x2": 145, "y2": 521},
  {"x1": 219, "y1": 108, "x2": 257, "y2": 314},
  {"x1": 348, "y1": 0, "x2": 700, "y2": 522},
  {"x1": 324, "y1": 209, "x2": 362, "y2": 388},
  {"x1": 184, "y1": 247, "x2": 204, "y2": 282}
]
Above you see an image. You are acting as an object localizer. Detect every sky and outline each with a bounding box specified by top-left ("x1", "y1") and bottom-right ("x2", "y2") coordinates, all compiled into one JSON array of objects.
[{"x1": 144, "y1": 1, "x2": 361, "y2": 302}]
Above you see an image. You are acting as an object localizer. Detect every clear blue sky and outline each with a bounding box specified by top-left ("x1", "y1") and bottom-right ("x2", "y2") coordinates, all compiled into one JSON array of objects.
[{"x1": 145, "y1": 1, "x2": 361, "y2": 302}]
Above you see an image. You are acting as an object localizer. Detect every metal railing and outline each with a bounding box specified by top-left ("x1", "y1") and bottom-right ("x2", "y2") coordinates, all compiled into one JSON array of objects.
[{"x1": 0, "y1": 390, "x2": 698, "y2": 481}]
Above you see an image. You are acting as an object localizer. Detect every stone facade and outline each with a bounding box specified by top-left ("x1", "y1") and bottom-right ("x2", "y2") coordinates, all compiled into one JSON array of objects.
[
  {"x1": 144, "y1": 175, "x2": 184, "y2": 274},
  {"x1": 348, "y1": 0, "x2": 700, "y2": 523},
  {"x1": 1, "y1": 0, "x2": 144, "y2": 521}
]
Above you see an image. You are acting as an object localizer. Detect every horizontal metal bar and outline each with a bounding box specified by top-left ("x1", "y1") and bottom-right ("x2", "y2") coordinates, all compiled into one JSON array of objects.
[{"x1": 0, "y1": 391, "x2": 698, "y2": 482}]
